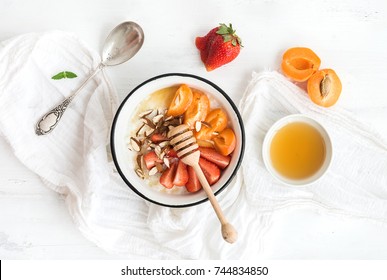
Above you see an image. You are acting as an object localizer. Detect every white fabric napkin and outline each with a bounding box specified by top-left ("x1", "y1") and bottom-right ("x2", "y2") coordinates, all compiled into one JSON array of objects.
[
  {"x1": 1, "y1": 32, "x2": 386, "y2": 260},
  {"x1": 0, "y1": 31, "x2": 252, "y2": 259},
  {"x1": 240, "y1": 71, "x2": 387, "y2": 223}
]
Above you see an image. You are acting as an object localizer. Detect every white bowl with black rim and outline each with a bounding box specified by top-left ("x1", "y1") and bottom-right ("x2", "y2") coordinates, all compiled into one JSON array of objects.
[{"x1": 110, "y1": 73, "x2": 245, "y2": 207}]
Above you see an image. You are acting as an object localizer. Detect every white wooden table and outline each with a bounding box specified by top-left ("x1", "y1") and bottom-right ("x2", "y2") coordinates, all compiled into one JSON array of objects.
[{"x1": 1, "y1": 0, "x2": 387, "y2": 259}]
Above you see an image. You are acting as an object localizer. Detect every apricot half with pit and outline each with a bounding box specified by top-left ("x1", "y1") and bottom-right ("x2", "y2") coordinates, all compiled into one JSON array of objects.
[{"x1": 307, "y1": 69, "x2": 342, "y2": 107}]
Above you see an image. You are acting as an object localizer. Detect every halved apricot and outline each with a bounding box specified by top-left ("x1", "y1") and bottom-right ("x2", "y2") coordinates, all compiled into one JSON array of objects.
[
  {"x1": 167, "y1": 84, "x2": 193, "y2": 116},
  {"x1": 281, "y1": 47, "x2": 321, "y2": 82},
  {"x1": 307, "y1": 69, "x2": 342, "y2": 107},
  {"x1": 195, "y1": 108, "x2": 228, "y2": 140},
  {"x1": 197, "y1": 139, "x2": 215, "y2": 148},
  {"x1": 213, "y1": 128, "x2": 236, "y2": 156},
  {"x1": 183, "y1": 89, "x2": 210, "y2": 129}
]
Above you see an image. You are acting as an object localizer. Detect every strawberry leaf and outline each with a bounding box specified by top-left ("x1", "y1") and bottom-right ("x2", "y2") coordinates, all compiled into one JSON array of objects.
[
  {"x1": 223, "y1": 35, "x2": 233, "y2": 42},
  {"x1": 237, "y1": 37, "x2": 242, "y2": 45},
  {"x1": 216, "y1": 24, "x2": 229, "y2": 35},
  {"x1": 216, "y1": 23, "x2": 243, "y2": 46}
]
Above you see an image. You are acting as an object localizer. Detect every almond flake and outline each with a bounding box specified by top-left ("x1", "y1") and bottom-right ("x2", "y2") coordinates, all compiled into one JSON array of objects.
[
  {"x1": 163, "y1": 157, "x2": 170, "y2": 168},
  {"x1": 155, "y1": 146, "x2": 162, "y2": 157},
  {"x1": 138, "y1": 109, "x2": 153, "y2": 118},
  {"x1": 130, "y1": 137, "x2": 141, "y2": 152},
  {"x1": 135, "y1": 168, "x2": 144, "y2": 179},
  {"x1": 164, "y1": 116, "x2": 173, "y2": 121},
  {"x1": 136, "y1": 154, "x2": 143, "y2": 169},
  {"x1": 195, "y1": 121, "x2": 202, "y2": 132},
  {"x1": 142, "y1": 117, "x2": 156, "y2": 129},
  {"x1": 135, "y1": 123, "x2": 145, "y2": 137},
  {"x1": 144, "y1": 128, "x2": 155, "y2": 137},
  {"x1": 152, "y1": 114, "x2": 164, "y2": 124},
  {"x1": 149, "y1": 166, "x2": 158, "y2": 176},
  {"x1": 158, "y1": 140, "x2": 170, "y2": 148}
]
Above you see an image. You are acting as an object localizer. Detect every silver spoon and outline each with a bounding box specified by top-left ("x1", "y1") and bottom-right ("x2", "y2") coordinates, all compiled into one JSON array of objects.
[{"x1": 35, "y1": 21, "x2": 144, "y2": 135}]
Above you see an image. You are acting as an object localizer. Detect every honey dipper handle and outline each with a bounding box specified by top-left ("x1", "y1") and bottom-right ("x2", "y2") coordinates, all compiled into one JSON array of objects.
[{"x1": 192, "y1": 164, "x2": 238, "y2": 244}]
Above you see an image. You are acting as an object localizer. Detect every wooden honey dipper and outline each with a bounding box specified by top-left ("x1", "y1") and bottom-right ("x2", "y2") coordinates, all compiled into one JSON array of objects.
[{"x1": 168, "y1": 124, "x2": 238, "y2": 243}]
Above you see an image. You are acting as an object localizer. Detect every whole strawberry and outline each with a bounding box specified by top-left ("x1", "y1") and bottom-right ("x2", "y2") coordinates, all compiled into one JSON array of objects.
[{"x1": 195, "y1": 23, "x2": 242, "y2": 71}]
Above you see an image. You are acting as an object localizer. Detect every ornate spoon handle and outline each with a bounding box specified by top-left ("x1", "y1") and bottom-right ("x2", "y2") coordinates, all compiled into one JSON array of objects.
[{"x1": 35, "y1": 63, "x2": 104, "y2": 135}]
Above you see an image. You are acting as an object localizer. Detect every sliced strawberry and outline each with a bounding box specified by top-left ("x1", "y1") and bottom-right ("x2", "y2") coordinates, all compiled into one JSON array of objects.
[
  {"x1": 186, "y1": 166, "x2": 202, "y2": 193},
  {"x1": 160, "y1": 162, "x2": 177, "y2": 189},
  {"x1": 150, "y1": 133, "x2": 168, "y2": 143},
  {"x1": 167, "y1": 149, "x2": 178, "y2": 158},
  {"x1": 199, "y1": 147, "x2": 231, "y2": 169},
  {"x1": 143, "y1": 151, "x2": 162, "y2": 170},
  {"x1": 199, "y1": 158, "x2": 221, "y2": 185},
  {"x1": 173, "y1": 160, "x2": 189, "y2": 186}
]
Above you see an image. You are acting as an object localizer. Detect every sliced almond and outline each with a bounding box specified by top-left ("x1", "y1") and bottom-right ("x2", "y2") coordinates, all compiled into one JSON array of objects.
[
  {"x1": 149, "y1": 166, "x2": 158, "y2": 176},
  {"x1": 138, "y1": 109, "x2": 153, "y2": 118},
  {"x1": 158, "y1": 140, "x2": 170, "y2": 148},
  {"x1": 155, "y1": 145, "x2": 162, "y2": 158},
  {"x1": 136, "y1": 154, "x2": 143, "y2": 169},
  {"x1": 212, "y1": 131, "x2": 220, "y2": 136},
  {"x1": 164, "y1": 115, "x2": 173, "y2": 121},
  {"x1": 163, "y1": 157, "x2": 170, "y2": 168},
  {"x1": 135, "y1": 168, "x2": 145, "y2": 179},
  {"x1": 135, "y1": 123, "x2": 145, "y2": 137},
  {"x1": 142, "y1": 117, "x2": 156, "y2": 129},
  {"x1": 130, "y1": 137, "x2": 141, "y2": 152},
  {"x1": 144, "y1": 128, "x2": 155, "y2": 137},
  {"x1": 195, "y1": 121, "x2": 202, "y2": 132},
  {"x1": 152, "y1": 114, "x2": 164, "y2": 124}
]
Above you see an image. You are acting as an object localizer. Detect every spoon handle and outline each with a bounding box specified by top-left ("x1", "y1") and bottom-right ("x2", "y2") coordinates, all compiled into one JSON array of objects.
[{"x1": 35, "y1": 63, "x2": 105, "y2": 135}]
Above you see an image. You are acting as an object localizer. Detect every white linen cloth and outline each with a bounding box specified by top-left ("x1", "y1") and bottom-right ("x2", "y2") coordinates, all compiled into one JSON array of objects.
[{"x1": 1, "y1": 32, "x2": 386, "y2": 259}]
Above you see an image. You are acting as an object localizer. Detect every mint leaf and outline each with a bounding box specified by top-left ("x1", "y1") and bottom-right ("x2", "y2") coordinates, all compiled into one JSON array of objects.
[
  {"x1": 51, "y1": 72, "x2": 65, "y2": 80},
  {"x1": 51, "y1": 71, "x2": 78, "y2": 80},
  {"x1": 64, "y1": 71, "x2": 77, "y2": 78}
]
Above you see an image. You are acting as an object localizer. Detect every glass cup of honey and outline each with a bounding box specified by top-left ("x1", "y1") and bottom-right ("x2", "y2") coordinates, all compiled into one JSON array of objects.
[{"x1": 262, "y1": 114, "x2": 332, "y2": 186}]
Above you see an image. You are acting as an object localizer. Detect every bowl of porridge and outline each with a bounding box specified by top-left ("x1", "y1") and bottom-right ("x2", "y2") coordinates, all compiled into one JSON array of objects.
[{"x1": 110, "y1": 73, "x2": 245, "y2": 207}]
